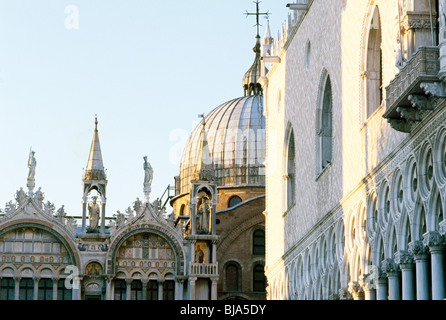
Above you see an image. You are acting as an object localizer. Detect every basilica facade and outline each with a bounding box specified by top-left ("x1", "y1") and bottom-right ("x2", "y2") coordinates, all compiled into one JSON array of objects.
[
  {"x1": 261, "y1": 0, "x2": 446, "y2": 300},
  {"x1": 0, "y1": 25, "x2": 267, "y2": 300}
]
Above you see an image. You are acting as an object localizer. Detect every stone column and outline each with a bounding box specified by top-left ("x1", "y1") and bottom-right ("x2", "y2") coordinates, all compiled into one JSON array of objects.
[
  {"x1": 382, "y1": 259, "x2": 400, "y2": 300},
  {"x1": 105, "y1": 276, "x2": 113, "y2": 300},
  {"x1": 394, "y1": 250, "x2": 415, "y2": 300},
  {"x1": 190, "y1": 199, "x2": 196, "y2": 235},
  {"x1": 376, "y1": 274, "x2": 388, "y2": 300},
  {"x1": 158, "y1": 280, "x2": 164, "y2": 300},
  {"x1": 101, "y1": 199, "x2": 106, "y2": 234},
  {"x1": 141, "y1": 279, "x2": 148, "y2": 300},
  {"x1": 188, "y1": 277, "x2": 196, "y2": 300},
  {"x1": 14, "y1": 277, "x2": 20, "y2": 300},
  {"x1": 409, "y1": 240, "x2": 430, "y2": 300},
  {"x1": 359, "y1": 275, "x2": 375, "y2": 300},
  {"x1": 211, "y1": 277, "x2": 219, "y2": 300},
  {"x1": 81, "y1": 197, "x2": 87, "y2": 234},
  {"x1": 348, "y1": 281, "x2": 364, "y2": 300},
  {"x1": 33, "y1": 277, "x2": 39, "y2": 300},
  {"x1": 125, "y1": 279, "x2": 132, "y2": 300},
  {"x1": 52, "y1": 277, "x2": 58, "y2": 300},
  {"x1": 424, "y1": 231, "x2": 446, "y2": 300},
  {"x1": 176, "y1": 278, "x2": 184, "y2": 300}
]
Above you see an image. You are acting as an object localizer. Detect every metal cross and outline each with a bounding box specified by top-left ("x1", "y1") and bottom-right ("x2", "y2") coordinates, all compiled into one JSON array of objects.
[{"x1": 245, "y1": 0, "x2": 270, "y2": 37}]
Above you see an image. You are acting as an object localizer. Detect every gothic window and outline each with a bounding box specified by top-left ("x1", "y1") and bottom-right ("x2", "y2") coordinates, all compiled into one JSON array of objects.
[
  {"x1": 38, "y1": 279, "x2": 53, "y2": 300},
  {"x1": 286, "y1": 128, "x2": 296, "y2": 209},
  {"x1": 366, "y1": 6, "x2": 382, "y2": 118},
  {"x1": 316, "y1": 72, "x2": 333, "y2": 175},
  {"x1": 163, "y1": 280, "x2": 175, "y2": 300},
  {"x1": 226, "y1": 263, "x2": 240, "y2": 291},
  {"x1": 228, "y1": 195, "x2": 242, "y2": 208},
  {"x1": 0, "y1": 278, "x2": 14, "y2": 300},
  {"x1": 130, "y1": 280, "x2": 143, "y2": 300},
  {"x1": 57, "y1": 279, "x2": 72, "y2": 300},
  {"x1": 147, "y1": 280, "x2": 158, "y2": 300},
  {"x1": 19, "y1": 278, "x2": 34, "y2": 300},
  {"x1": 114, "y1": 279, "x2": 126, "y2": 300},
  {"x1": 253, "y1": 229, "x2": 265, "y2": 255},
  {"x1": 253, "y1": 264, "x2": 266, "y2": 292}
]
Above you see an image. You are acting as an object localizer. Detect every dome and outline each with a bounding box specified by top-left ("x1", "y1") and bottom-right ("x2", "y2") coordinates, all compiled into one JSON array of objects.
[{"x1": 179, "y1": 95, "x2": 265, "y2": 194}]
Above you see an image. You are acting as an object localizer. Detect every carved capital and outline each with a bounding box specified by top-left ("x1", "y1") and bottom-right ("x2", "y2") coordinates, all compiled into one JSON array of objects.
[
  {"x1": 423, "y1": 231, "x2": 445, "y2": 251},
  {"x1": 381, "y1": 258, "x2": 399, "y2": 275},
  {"x1": 408, "y1": 240, "x2": 429, "y2": 257},
  {"x1": 338, "y1": 287, "x2": 353, "y2": 300},
  {"x1": 394, "y1": 250, "x2": 414, "y2": 266},
  {"x1": 348, "y1": 281, "x2": 365, "y2": 300}
]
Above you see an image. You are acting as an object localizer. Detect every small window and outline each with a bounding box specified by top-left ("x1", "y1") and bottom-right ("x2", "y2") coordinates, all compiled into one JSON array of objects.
[
  {"x1": 286, "y1": 129, "x2": 296, "y2": 209},
  {"x1": 226, "y1": 263, "x2": 240, "y2": 291},
  {"x1": 228, "y1": 196, "x2": 242, "y2": 208},
  {"x1": 58, "y1": 279, "x2": 72, "y2": 300},
  {"x1": 147, "y1": 280, "x2": 158, "y2": 300},
  {"x1": 305, "y1": 40, "x2": 311, "y2": 70},
  {"x1": 38, "y1": 279, "x2": 53, "y2": 300},
  {"x1": 253, "y1": 229, "x2": 265, "y2": 255},
  {"x1": 163, "y1": 280, "x2": 175, "y2": 300},
  {"x1": 1, "y1": 278, "x2": 15, "y2": 300},
  {"x1": 316, "y1": 74, "x2": 333, "y2": 174},
  {"x1": 253, "y1": 265, "x2": 266, "y2": 292},
  {"x1": 366, "y1": 6, "x2": 382, "y2": 118},
  {"x1": 113, "y1": 279, "x2": 126, "y2": 300},
  {"x1": 19, "y1": 278, "x2": 34, "y2": 300},
  {"x1": 130, "y1": 280, "x2": 143, "y2": 300}
]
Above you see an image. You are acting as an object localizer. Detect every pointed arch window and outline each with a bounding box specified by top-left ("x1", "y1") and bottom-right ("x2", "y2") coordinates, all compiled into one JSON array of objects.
[
  {"x1": 366, "y1": 6, "x2": 382, "y2": 118},
  {"x1": 286, "y1": 129, "x2": 296, "y2": 209},
  {"x1": 316, "y1": 74, "x2": 333, "y2": 174}
]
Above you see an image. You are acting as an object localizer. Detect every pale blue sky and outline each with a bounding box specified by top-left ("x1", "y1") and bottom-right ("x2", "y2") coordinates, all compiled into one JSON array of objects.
[{"x1": 0, "y1": 0, "x2": 289, "y2": 217}]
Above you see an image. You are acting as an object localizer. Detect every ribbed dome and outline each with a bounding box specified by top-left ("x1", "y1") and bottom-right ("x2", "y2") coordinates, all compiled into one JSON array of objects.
[{"x1": 179, "y1": 95, "x2": 265, "y2": 194}]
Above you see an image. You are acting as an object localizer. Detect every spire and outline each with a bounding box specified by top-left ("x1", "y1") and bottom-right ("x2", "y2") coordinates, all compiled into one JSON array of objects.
[
  {"x1": 84, "y1": 116, "x2": 106, "y2": 181},
  {"x1": 242, "y1": 35, "x2": 266, "y2": 96},
  {"x1": 243, "y1": 1, "x2": 270, "y2": 96},
  {"x1": 194, "y1": 115, "x2": 214, "y2": 181}
]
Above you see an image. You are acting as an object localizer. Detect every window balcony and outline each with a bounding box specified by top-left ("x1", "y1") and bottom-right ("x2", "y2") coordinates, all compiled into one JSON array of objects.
[
  {"x1": 384, "y1": 46, "x2": 444, "y2": 133},
  {"x1": 189, "y1": 262, "x2": 219, "y2": 277}
]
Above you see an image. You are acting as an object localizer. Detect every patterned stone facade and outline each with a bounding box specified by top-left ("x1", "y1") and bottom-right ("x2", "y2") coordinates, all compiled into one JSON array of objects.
[{"x1": 262, "y1": 0, "x2": 446, "y2": 300}]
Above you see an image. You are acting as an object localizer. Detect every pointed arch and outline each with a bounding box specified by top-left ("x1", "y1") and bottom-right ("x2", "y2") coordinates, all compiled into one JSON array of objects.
[{"x1": 316, "y1": 69, "x2": 333, "y2": 175}]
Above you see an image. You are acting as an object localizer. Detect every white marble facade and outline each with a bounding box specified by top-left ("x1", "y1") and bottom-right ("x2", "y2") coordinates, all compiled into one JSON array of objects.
[{"x1": 262, "y1": 0, "x2": 446, "y2": 300}]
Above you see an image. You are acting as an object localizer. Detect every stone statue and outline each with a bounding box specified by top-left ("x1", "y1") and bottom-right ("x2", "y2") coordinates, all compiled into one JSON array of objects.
[
  {"x1": 143, "y1": 156, "x2": 153, "y2": 187},
  {"x1": 15, "y1": 188, "x2": 26, "y2": 206},
  {"x1": 196, "y1": 195, "x2": 211, "y2": 234},
  {"x1": 115, "y1": 210, "x2": 125, "y2": 228},
  {"x1": 88, "y1": 196, "x2": 100, "y2": 232},
  {"x1": 133, "y1": 197, "x2": 142, "y2": 212},
  {"x1": 34, "y1": 187, "x2": 44, "y2": 208},
  {"x1": 27, "y1": 150, "x2": 36, "y2": 185},
  {"x1": 56, "y1": 205, "x2": 67, "y2": 218}
]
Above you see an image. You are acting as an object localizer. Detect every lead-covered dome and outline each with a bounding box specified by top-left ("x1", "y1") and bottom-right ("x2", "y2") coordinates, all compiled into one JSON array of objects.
[{"x1": 179, "y1": 95, "x2": 265, "y2": 194}]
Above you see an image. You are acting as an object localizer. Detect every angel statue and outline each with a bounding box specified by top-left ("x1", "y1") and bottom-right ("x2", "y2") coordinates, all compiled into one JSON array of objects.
[{"x1": 143, "y1": 156, "x2": 153, "y2": 188}]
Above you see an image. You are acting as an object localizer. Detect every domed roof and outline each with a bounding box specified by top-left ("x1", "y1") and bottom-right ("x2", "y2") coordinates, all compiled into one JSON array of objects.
[{"x1": 179, "y1": 95, "x2": 265, "y2": 194}]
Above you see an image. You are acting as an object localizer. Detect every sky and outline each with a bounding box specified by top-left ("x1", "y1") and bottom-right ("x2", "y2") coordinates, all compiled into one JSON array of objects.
[{"x1": 0, "y1": 0, "x2": 290, "y2": 218}]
